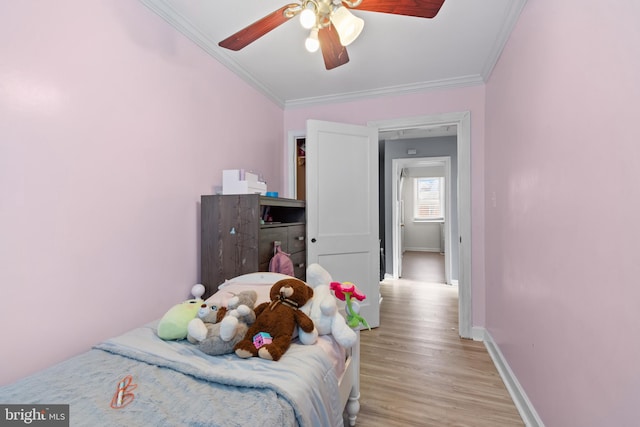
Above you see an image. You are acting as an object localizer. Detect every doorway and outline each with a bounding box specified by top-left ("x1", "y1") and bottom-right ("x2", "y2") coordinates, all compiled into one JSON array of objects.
[
  {"x1": 285, "y1": 111, "x2": 472, "y2": 338},
  {"x1": 371, "y1": 112, "x2": 471, "y2": 338},
  {"x1": 295, "y1": 137, "x2": 306, "y2": 200},
  {"x1": 392, "y1": 156, "x2": 453, "y2": 285}
]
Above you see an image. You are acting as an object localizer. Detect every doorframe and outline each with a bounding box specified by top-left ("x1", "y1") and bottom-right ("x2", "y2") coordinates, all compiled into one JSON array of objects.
[
  {"x1": 370, "y1": 112, "x2": 471, "y2": 339},
  {"x1": 287, "y1": 130, "x2": 306, "y2": 199},
  {"x1": 392, "y1": 156, "x2": 452, "y2": 285},
  {"x1": 285, "y1": 111, "x2": 472, "y2": 339}
]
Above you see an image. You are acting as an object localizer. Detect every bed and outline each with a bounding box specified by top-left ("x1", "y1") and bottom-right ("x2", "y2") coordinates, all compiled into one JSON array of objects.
[{"x1": 0, "y1": 272, "x2": 361, "y2": 426}]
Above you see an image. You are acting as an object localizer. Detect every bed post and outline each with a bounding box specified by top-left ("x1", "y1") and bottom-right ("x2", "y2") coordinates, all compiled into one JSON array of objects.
[{"x1": 346, "y1": 329, "x2": 361, "y2": 426}]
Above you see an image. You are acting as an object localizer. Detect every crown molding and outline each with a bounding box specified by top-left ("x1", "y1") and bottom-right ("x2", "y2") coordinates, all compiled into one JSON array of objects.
[
  {"x1": 480, "y1": 0, "x2": 528, "y2": 80},
  {"x1": 140, "y1": 0, "x2": 526, "y2": 110},
  {"x1": 138, "y1": 0, "x2": 286, "y2": 108},
  {"x1": 284, "y1": 75, "x2": 485, "y2": 109}
]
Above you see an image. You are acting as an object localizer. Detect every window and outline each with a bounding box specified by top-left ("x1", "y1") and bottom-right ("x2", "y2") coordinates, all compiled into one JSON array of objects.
[{"x1": 414, "y1": 177, "x2": 445, "y2": 221}]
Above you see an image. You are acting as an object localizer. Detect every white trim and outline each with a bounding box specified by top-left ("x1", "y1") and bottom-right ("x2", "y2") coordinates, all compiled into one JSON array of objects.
[
  {"x1": 481, "y1": 328, "x2": 545, "y2": 427},
  {"x1": 392, "y1": 159, "x2": 402, "y2": 277},
  {"x1": 139, "y1": 0, "x2": 484, "y2": 109},
  {"x1": 471, "y1": 326, "x2": 485, "y2": 341},
  {"x1": 370, "y1": 112, "x2": 472, "y2": 339},
  {"x1": 286, "y1": 112, "x2": 471, "y2": 339},
  {"x1": 139, "y1": 0, "x2": 526, "y2": 109},
  {"x1": 286, "y1": 130, "x2": 305, "y2": 199},
  {"x1": 402, "y1": 247, "x2": 442, "y2": 253},
  {"x1": 480, "y1": 0, "x2": 529, "y2": 80},
  {"x1": 138, "y1": 0, "x2": 284, "y2": 108},
  {"x1": 284, "y1": 76, "x2": 485, "y2": 109},
  {"x1": 391, "y1": 156, "x2": 452, "y2": 286}
]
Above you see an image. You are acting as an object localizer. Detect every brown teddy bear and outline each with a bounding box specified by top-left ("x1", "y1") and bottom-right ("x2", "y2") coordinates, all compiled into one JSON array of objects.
[{"x1": 234, "y1": 278, "x2": 315, "y2": 361}]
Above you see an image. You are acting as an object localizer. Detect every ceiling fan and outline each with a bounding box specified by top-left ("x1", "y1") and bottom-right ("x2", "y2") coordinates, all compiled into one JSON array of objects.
[{"x1": 218, "y1": 0, "x2": 446, "y2": 70}]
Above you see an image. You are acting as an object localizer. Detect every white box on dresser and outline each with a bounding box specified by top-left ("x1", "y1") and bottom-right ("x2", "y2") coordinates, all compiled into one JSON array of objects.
[{"x1": 222, "y1": 169, "x2": 267, "y2": 195}]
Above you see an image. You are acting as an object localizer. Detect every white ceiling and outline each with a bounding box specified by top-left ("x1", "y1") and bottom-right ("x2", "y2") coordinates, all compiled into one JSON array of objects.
[{"x1": 140, "y1": 0, "x2": 526, "y2": 110}]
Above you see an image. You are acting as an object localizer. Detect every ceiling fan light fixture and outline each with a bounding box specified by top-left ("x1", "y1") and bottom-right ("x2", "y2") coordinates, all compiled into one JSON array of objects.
[
  {"x1": 218, "y1": 0, "x2": 446, "y2": 70},
  {"x1": 299, "y1": 2, "x2": 317, "y2": 29},
  {"x1": 330, "y1": 5, "x2": 364, "y2": 46},
  {"x1": 305, "y1": 27, "x2": 320, "y2": 52}
]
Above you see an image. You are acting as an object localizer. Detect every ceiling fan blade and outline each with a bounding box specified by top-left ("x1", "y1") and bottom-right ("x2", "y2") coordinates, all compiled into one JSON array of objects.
[
  {"x1": 318, "y1": 24, "x2": 349, "y2": 70},
  {"x1": 219, "y1": 4, "x2": 297, "y2": 51},
  {"x1": 354, "y1": 0, "x2": 446, "y2": 19}
]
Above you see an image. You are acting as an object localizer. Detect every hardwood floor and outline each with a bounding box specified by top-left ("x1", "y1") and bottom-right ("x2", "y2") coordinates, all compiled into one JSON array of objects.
[
  {"x1": 356, "y1": 252, "x2": 523, "y2": 426},
  {"x1": 399, "y1": 251, "x2": 447, "y2": 283}
]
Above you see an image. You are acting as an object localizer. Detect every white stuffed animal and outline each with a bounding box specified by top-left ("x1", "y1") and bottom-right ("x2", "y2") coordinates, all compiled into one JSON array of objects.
[{"x1": 298, "y1": 264, "x2": 358, "y2": 348}]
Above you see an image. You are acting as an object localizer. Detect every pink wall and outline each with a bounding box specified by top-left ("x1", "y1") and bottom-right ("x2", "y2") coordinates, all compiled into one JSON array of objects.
[
  {"x1": 0, "y1": 1, "x2": 283, "y2": 385},
  {"x1": 13, "y1": 2, "x2": 636, "y2": 423},
  {"x1": 284, "y1": 86, "x2": 487, "y2": 327},
  {"x1": 485, "y1": 1, "x2": 640, "y2": 425}
]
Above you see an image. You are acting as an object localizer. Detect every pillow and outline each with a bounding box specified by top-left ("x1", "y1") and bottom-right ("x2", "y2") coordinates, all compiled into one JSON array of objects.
[{"x1": 205, "y1": 281, "x2": 273, "y2": 307}]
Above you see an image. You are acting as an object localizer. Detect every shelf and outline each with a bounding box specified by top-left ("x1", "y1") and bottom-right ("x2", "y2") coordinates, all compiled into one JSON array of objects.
[
  {"x1": 259, "y1": 196, "x2": 305, "y2": 208},
  {"x1": 261, "y1": 221, "x2": 305, "y2": 228}
]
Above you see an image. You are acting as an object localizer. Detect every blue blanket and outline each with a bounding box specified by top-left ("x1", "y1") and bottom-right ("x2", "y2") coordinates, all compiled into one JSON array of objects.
[{"x1": 0, "y1": 324, "x2": 344, "y2": 427}]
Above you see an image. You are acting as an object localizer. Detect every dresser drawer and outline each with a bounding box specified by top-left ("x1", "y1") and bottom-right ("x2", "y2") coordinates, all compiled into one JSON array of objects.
[
  {"x1": 290, "y1": 250, "x2": 306, "y2": 280},
  {"x1": 259, "y1": 226, "x2": 288, "y2": 264},
  {"x1": 287, "y1": 224, "x2": 306, "y2": 254}
]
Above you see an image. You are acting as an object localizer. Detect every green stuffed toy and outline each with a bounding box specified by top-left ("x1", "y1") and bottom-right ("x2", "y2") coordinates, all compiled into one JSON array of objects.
[{"x1": 157, "y1": 284, "x2": 205, "y2": 340}]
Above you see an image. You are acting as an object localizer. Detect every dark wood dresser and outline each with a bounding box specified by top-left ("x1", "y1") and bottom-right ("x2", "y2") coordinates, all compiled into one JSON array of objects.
[{"x1": 201, "y1": 194, "x2": 306, "y2": 298}]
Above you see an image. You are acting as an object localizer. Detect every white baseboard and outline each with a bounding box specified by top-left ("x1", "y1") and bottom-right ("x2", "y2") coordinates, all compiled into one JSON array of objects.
[
  {"x1": 383, "y1": 274, "x2": 458, "y2": 286},
  {"x1": 478, "y1": 328, "x2": 545, "y2": 427},
  {"x1": 471, "y1": 326, "x2": 485, "y2": 341},
  {"x1": 403, "y1": 247, "x2": 442, "y2": 253}
]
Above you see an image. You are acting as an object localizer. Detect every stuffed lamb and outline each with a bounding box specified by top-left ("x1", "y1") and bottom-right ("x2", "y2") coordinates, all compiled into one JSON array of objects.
[{"x1": 298, "y1": 264, "x2": 358, "y2": 348}]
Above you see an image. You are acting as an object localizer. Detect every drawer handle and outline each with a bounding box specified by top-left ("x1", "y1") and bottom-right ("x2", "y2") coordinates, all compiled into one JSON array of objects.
[
  {"x1": 297, "y1": 263, "x2": 305, "y2": 268},
  {"x1": 296, "y1": 236, "x2": 304, "y2": 241}
]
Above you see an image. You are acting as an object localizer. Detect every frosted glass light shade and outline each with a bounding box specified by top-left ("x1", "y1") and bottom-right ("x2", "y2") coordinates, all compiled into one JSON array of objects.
[
  {"x1": 300, "y1": 7, "x2": 316, "y2": 29},
  {"x1": 305, "y1": 28, "x2": 320, "y2": 52},
  {"x1": 330, "y1": 6, "x2": 364, "y2": 46}
]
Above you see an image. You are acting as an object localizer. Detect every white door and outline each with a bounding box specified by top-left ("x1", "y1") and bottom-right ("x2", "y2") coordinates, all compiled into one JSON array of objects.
[{"x1": 306, "y1": 119, "x2": 380, "y2": 328}]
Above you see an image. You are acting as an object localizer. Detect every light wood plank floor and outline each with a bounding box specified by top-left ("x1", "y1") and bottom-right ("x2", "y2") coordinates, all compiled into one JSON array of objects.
[
  {"x1": 399, "y1": 251, "x2": 447, "y2": 283},
  {"x1": 356, "y1": 252, "x2": 523, "y2": 426}
]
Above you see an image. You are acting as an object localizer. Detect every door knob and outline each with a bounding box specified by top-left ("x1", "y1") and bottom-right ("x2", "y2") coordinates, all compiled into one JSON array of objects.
[{"x1": 311, "y1": 238, "x2": 317, "y2": 243}]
